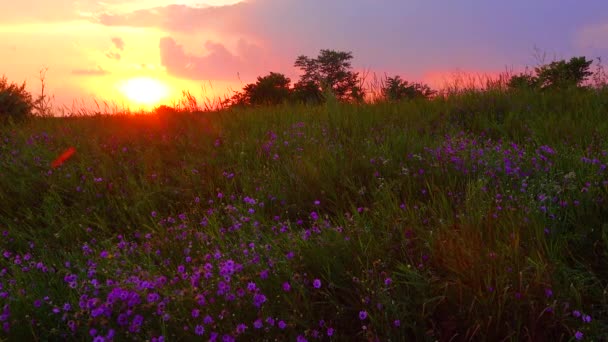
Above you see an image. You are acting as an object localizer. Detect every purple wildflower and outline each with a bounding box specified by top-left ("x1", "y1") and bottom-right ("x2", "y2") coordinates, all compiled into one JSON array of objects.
[
  {"x1": 253, "y1": 293, "x2": 267, "y2": 307},
  {"x1": 236, "y1": 323, "x2": 247, "y2": 334},
  {"x1": 195, "y1": 325, "x2": 205, "y2": 336}
]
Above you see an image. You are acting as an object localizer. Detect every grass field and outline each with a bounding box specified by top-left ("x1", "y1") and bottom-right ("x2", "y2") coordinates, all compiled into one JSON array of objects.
[{"x1": 1, "y1": 88, "x2": 607, "y2": 341}]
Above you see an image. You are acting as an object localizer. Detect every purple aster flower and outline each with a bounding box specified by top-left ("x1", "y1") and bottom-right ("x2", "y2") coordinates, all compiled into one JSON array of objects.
[
  {"x1": 247, "y1": 282, "x2": 257, "y2": 292},
  {"x1": 313, "y1": 279, "x2": 321, "y2": 289},
  {"x1": 147, "y1": 293, "x2": 160, "y2": 303},
  {"x1": 359, "y1": 311, "x2": 368, "y2": 320},
  {"x1": 278, "y1": 320, "x2": 286, "y2": 329},
  {"x1": 67, "y1": 321, "x2": 77, "y2": 332},
  {"x1": 253, "y1": 293, "x2": 267, "y2": 307},
  {"x1": 259, "y1": 269, "x2": 269, "y2": 279},
  {"x1": 195, "y1": 325, "x2": 205, "y2": 336},
  {"x1": 394, "y1": 319, "x2": 400, "y2": 327},
  {"x1": 327, "y1": 327, "x2": 334, "y2": 336},
  {"x1": 583, "y1": 315, "x2": 592, "y2": 323},
  {"x1": 572, "y1": 310, "x2": 581, "y2": 318},
  {"x1": 575, "y1": 331, "x2": 583, "y2": 340},
  {"x1": 282, "y1": 282, "x2": 291, "y2": 292},
  {"x1": 91, "y1": 307, "x2": 104, "y2": 318},
  {"x1": 236, "y1": 323, "x2": 247, "y2": 334},
  {"x1": 253, "y1": 319, "x2": 263, "y2": 329},
  {"x1": 117, "y1": 313, "x2": 129, "y2": 326}
]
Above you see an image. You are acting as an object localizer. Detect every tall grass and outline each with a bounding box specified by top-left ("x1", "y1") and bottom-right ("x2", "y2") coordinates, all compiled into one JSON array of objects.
[{"x1": 0, "y1": 87, "x2": 607, "y2": 341}]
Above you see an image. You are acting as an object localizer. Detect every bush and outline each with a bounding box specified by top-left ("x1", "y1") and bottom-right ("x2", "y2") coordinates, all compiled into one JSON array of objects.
[{"x1": 0, "y1": 75, "x2": 33, "y2": 124}]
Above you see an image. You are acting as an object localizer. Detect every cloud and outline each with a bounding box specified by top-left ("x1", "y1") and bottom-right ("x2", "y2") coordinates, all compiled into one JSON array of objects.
[
  {"x1": 111, "y1": 37, "x2": 124, "y2": 50},
  {"x1": 71, "y1": 67, "x2": 110, "y2": 76},
  {"x1": 159, "y1": 36, "x2": 272, "y2": 80},
  {"x1": 97, "y1": 3, "x2": 247, "y2": 32},
  {"x1": 98, "y1": 0, "x2": 608, "y2": 83},
  {"x1": 106, "y1": 52, "x2": 121, "y2": 60}
]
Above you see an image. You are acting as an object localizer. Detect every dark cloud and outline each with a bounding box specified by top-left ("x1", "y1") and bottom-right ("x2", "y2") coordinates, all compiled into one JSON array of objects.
[
  {"x1": 111, "y1": 37, "x2": 124, "y2": 50},
  {"x1": 71, "y1": 67, "x2": 110, "y2": 76}
]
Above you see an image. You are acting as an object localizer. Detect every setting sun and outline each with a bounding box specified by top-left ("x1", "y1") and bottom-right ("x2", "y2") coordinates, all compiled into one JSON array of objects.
[{"x1": 118, "y1": 77, "x2": 169, "y2": 106}]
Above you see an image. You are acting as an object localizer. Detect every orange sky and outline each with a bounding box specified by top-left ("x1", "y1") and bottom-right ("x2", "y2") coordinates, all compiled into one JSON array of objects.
[
  {"x1": 1, "y1": 1, "x2": 244, "y2": 111},
  {"x1": 1, "y1": 0, "x2": 606, "y2": 112}
]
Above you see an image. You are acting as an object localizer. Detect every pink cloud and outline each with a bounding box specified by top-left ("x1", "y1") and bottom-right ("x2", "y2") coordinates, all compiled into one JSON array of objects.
[
  {"x1": 111, "y1": 37, "x2": 125, "y2": 50},
  {"x1": 159, "y1": 36, "x2": 278, "y2": 80},
  {"x1": 97, "y1": 3, "x2": 248, "y2": 32},
  {"x1": 96, "y1": 0, "x2": 608, "y2": 86}
]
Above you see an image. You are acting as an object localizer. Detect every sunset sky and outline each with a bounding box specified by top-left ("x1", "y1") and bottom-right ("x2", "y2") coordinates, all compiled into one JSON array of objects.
[{"x1": 1, "y1": 0, "x2": 607, "y2": 110}]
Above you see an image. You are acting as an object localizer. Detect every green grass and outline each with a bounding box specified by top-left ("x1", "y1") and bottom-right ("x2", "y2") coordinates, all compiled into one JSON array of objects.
[{"x1": 0, "y1": 88, "x2": 607, "y2": 341}]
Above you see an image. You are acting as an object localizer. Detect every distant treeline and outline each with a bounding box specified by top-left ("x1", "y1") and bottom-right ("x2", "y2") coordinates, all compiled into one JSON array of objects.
[
  {"x1": 221, "y1": 50, "x2": 606, "y2": 108},
  {"x1": 1, "y1": 51, "x2": 607, "y2": 122}
]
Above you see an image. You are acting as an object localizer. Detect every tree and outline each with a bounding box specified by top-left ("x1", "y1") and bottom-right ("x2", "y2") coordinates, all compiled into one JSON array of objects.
[
  {"x1": 293, "y1": 49, "x2": 363, "y2": 103},
  {"x1": 246, "y1": 72, "x2": 292, "y2": 105},
  {"x1": 226, "y1": 72, "x2": 292, "y2": 107},
  {"x1": 0, "y1": 75, "x2": 33, "y2": 124},
  {"x1": 508, "y1": 57, "x2": 594, "y2": 91},
  {"x1": 535, "y1": 56, "x2": 593, "y2": 89},
  {"x1": 507, "y1": 72, "x2": 538, "y2": 90},
  {"x1": 382, "y1": 75, "x2": 435, "y2": 101}
]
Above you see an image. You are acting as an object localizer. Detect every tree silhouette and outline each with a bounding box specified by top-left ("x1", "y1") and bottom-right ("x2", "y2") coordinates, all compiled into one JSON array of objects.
[
  {"x1": 0, "y1": 75, "x2": 33, "y2": 123},
  {"x1": 535, "y1": 56, "x2": 593, "y2": 89},
  {"x1": 507, "y1": 73, "x2": 538, "y2": 90},
  {"x1": 226, "y1": 72, "x2": 292, "y2": 106},
  {"x1": 508, "y1": 57, "x2": 593, "y2": 90},
  {"x1": 293, "y1": 49, "x2": 363, "y2": 103},
  {"x1": 382, "y1": 75, "x2": 435, "y2": 101}
]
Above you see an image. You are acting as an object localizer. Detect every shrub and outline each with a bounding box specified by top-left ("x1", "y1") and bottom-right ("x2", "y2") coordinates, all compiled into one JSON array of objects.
[
  {"x1": 0, "y1": 75, "x2": 33, "y2": 123},
  {"x1": 382, "y1": 75, "x2": 436, "y2": 101}
]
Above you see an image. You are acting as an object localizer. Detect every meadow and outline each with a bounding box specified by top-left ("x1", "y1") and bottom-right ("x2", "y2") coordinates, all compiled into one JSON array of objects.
[{"x1": 0, "y1": 87, "x2": 607, "y2": 341}]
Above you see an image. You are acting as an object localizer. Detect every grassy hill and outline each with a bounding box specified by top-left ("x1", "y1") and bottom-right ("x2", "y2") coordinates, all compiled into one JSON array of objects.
[{"x1": 1, "y1": 88, "x2": 607, "y2": 340}]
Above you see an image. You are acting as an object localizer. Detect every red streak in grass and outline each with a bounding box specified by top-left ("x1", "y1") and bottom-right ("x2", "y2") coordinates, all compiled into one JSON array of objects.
[{"x1": 51, "y1": 147, "x2": 76, "y2": 168}]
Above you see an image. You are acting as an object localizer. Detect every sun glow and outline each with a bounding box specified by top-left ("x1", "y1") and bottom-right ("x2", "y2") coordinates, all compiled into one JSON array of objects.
[{"x1": 118, "y1": 77, "x2": 169, "y2": 106}]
